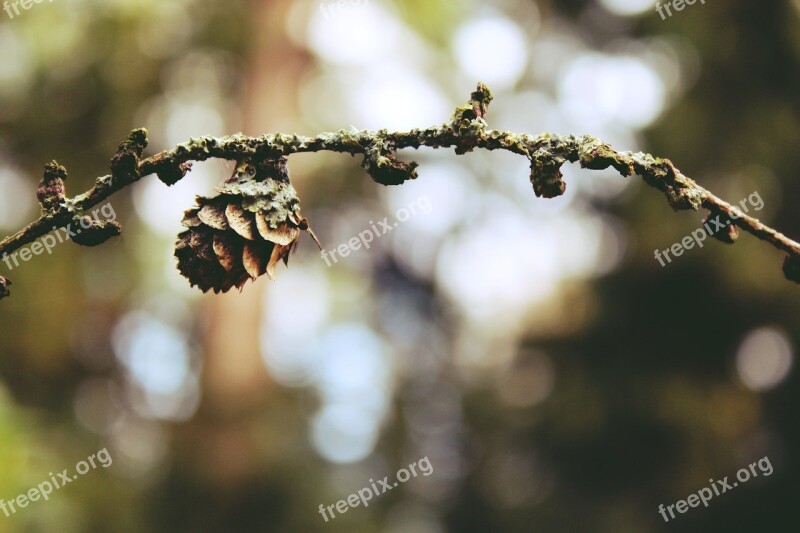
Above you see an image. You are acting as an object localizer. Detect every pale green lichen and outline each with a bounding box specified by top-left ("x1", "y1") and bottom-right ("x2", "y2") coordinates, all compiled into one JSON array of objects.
[
  {"x1": 361, "y1": 136, "x2": 419, "y2": 186},
  {"x1": 216, "y1": 158, "x2": 302, "y2": 228}
]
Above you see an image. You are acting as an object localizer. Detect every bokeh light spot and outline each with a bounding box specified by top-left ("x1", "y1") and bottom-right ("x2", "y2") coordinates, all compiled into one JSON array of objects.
[{"x1": 735, "y1": 327, "x2": 794, "y2": 392}]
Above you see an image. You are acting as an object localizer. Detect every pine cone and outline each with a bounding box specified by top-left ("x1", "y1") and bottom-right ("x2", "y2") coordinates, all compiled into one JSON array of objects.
[{"x1": 175, "y1": 158, "x2": 319, "y2": 293}]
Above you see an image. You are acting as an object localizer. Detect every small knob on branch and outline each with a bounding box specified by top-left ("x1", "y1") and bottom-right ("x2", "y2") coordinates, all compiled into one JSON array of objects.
[{"x1": 37, "y1": 161, "x2": 67, "y2": 212}]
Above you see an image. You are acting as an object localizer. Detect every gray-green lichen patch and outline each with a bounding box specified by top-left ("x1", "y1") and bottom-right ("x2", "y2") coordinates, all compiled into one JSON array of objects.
[
  {"x1": 664, "y1": 182, "x2": 705, "y2": 211},
  {"x1": 577, "y1": 137, "x2": 635, "y2": 177},
  {"x1": 216, "y1": 158, "x2": 302, "y2": 227},
  {"x1": 362, "y1": 138, "x2": 419, "y2": 186},
  {"x1": 529, "y1": 147, "x2": 567, "y2": 199}
]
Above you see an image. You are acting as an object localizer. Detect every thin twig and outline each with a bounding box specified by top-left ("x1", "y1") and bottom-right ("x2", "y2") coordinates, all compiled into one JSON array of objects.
[{"x1": 1, "y1": 83, "x2": 798, "y2": 300}]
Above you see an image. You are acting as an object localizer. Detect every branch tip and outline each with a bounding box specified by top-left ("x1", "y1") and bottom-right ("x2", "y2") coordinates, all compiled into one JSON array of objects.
[
  {"x1": 111, "y1": 128, "x2": 149, "y2": 180},
  {"x1": 37, "y1": 160, "x2": 68, "y2": 211},
  {"x1": 470, "y1": 82, "x2": 493, "y2": 118}
]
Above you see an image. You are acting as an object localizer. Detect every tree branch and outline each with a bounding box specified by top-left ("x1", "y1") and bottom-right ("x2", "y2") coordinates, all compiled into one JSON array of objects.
[{"x1": 1, "y1": 83, "x2": 798, "y2": 300}]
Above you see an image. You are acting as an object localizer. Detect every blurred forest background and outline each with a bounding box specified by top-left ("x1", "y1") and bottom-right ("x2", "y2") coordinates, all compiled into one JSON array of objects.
[{"x1": 1, "y1": 0, "x2": 799, "y2": 531}]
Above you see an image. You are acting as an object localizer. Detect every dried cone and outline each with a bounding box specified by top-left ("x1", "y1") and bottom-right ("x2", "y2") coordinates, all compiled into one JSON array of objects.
[{"x1": 175, "y1": 158, "x2": 319, "y2": 293}]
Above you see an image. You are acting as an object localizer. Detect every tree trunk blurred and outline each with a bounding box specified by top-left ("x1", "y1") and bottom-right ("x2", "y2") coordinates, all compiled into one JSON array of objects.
[{"x1": 187, "y1": 0, "x2": 311, "y2": 488}]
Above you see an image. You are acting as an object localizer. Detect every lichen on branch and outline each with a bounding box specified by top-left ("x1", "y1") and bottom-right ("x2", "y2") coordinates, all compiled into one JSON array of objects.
[{"x1": 1, "y1": 83, "x2": 799, "y2": 300}]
